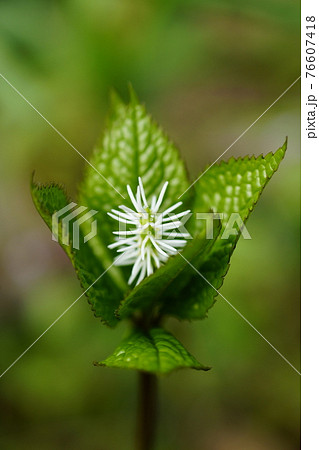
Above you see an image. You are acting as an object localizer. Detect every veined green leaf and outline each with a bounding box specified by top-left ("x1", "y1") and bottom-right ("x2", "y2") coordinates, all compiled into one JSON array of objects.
[
  {"x1": 96, "y1": 327, "x2": 210, "y2": 374},
  {"x1": 78, "y1": 89, "x2": 191, "y2": 261},
  {"x1": 163, "y1": 140, "x2": 287, "y2": 320},
  {"x1": 31, "y1": 180, "x2": 123, "y2": 326}
]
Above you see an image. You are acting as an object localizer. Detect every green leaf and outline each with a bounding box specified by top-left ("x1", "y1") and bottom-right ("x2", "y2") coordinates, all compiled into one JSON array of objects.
[
  {"x1": 80, "y1": 89, "x2": 189, "y2": 211},
  {"x1": 78, "y1": 90, "x2": 191, "y2": 266},
  {"x1": 31, "y1": 179, "x2": 123, "y2": 326},
  {"x1": 96, "y1": 327, "x2": 210, "y2": 374},
  {"x1": 30, "y1": 179, "x2": 74, "y2": 258},
  {"x1": 117, "y1": 217, "x2": 221, "y2": 320},
  {"x1": 162, "y1": 140, "x2": 287, "y2": 320}
]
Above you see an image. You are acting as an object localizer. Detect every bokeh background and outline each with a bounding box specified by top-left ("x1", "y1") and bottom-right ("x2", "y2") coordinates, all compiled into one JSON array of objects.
[{"x1": 0, "y1": 1, "x2": 300, "y2": 449}]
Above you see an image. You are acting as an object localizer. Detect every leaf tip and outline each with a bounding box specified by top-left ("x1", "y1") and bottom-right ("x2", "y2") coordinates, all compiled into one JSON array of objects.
[
  {"x1": 93, "y1": 361, "x2": 103, "y2": 367},
  {"x1": 128, "y1": 82, "x2": 139, "y2": 105},
  {"x1": 199, "y1": 365, "x2": 212, "y2": 372},
  {"x1": 109, "y1": 87, "x2": 124, "y2": 109}
]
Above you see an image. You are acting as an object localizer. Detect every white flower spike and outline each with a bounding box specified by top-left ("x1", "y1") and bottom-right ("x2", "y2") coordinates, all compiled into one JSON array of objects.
[{"x1": 108, "y1": 178, "x2": 190, "y2": 286}]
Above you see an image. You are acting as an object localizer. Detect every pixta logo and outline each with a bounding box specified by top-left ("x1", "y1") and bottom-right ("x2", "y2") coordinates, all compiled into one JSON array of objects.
[{"x1": 51, "y1": 203, "x2": 98, "y2": 249}]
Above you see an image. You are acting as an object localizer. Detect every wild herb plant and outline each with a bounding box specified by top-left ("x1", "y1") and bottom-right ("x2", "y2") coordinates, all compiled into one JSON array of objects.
[{"x1": 31, "y1": 88, "x2": 286, "y2": 450}]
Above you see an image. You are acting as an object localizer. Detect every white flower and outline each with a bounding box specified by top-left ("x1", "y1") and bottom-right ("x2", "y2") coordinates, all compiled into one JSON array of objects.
[{"x1": 108, "y1": 177, "x2": 190, "y2": 286}]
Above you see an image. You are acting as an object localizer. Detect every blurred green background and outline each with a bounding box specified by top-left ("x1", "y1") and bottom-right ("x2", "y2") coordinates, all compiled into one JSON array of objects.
[{"x1": 0, "y1": 0, "x2": 300, "y2": 449}]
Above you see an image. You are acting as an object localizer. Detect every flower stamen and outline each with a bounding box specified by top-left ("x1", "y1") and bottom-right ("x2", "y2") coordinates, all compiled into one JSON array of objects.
[{"x1": 108, "y1": 178, "x2": 190, "y2": 285}]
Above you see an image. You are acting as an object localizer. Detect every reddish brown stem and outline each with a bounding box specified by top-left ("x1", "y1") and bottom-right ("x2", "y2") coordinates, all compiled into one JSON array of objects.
[{"x1": 136, "y1": 371, "x2": 158, "y2": 450}]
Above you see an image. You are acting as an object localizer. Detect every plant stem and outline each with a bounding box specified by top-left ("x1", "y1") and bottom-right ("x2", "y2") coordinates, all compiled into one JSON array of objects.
[{"x1": 136, "y1": 371, "x2": 158, "y2": 450}]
